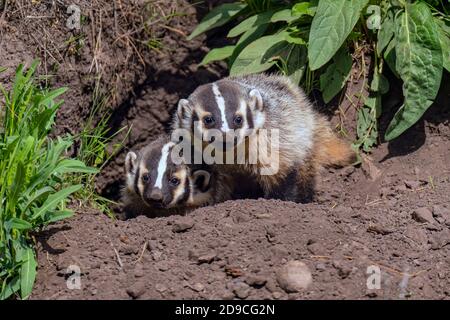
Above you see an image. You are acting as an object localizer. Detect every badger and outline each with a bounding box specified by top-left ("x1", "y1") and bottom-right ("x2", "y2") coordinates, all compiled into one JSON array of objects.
[
  {"x1": 121, "y1": 136, "x2": 233, "y2": 218},
  {"x1": 172, "y1": 73, "x2": 356, "y2": 202}
]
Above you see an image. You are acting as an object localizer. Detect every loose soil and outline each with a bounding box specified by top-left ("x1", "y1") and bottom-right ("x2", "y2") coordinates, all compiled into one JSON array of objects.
[{"x1": 1, "y1": 1, "x2": 449, "y2": 300}]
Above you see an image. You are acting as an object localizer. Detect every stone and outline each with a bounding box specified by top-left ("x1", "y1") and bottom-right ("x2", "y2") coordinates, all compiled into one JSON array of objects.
[
  {"x1": 276, "y1": 261, "x2": 312, "y2": 293},
  {"x1": 172, "y1": 217, "x2": 195, "y2": 233},
  {"x1": 412, "y1": 207, "x2": 436, "y2": 224}
]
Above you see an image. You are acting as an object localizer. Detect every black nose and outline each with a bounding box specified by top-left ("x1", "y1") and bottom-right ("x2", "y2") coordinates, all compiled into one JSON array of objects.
[{"x1": 149, "y1": 188, "x2": 163, "y2": 202}]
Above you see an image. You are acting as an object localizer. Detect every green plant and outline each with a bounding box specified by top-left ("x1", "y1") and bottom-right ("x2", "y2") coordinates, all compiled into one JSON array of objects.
[
  {"x1": 70, "y1": 78, "x2": 129, "y2": 218},
  {"x1": 0, "y1": 61, "x2": 96, "y2": 299},
  {"x1": 190, "y1": 0, "x2": 449, "y2": 151}
]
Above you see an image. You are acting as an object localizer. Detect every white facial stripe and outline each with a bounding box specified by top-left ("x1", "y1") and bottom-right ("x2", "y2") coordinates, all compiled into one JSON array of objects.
[
  {"x1": 155, "y1": 142, "x2": 175, "y2": 189},
  {"x1": 212, "y1": 83, "x2": 230, "y2": 131}
]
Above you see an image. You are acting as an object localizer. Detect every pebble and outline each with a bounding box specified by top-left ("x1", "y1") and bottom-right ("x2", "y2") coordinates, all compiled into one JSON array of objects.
[
  {"x1": 245, "y1": 274, "x2": 268, "y2": 287},
  {"x1": 233, "y1": 282, "x2": 250, "y2": 299},
  {"x1": 155, "y1": 283, "x2": 167, "y2": 293},
  {"x1": 412, "y1": 207, "x2": 436, "y2": 224},
  {"x1": 126, "y1": 283, "x2": 146, "y2": 299},
  {"x1": 276, "y1": 260, "x2": 312, "y2": 293},
  {"x1": 404, "y1": 180, "x2": 421, "y2": 189},
  {"x1": 172, "y1": 217, "x2": 195, "y2": 233}
]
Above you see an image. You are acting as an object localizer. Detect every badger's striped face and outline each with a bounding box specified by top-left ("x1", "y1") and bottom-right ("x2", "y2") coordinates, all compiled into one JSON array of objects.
[
  {"x1": 176, "y1": 80, "x2": 265, "y2": 149},
  {"x1": 125, "y1": 139, "x2": 212, "y2": 210}
]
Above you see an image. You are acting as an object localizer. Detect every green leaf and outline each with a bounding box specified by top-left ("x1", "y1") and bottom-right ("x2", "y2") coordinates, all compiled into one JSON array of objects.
[
  {"x1": 385, "y1": 2, "x2": 443, "y2": 141},
  {"x1": 319, "y1": 48, "x2": 352, "y2": 103},
  {"x1": 230, "y1": 23, "x2": 269, "y2": 65},
  {"x1": 285, "y1": 45, "x2": 308, "y2": 85},
  {"x1": 31, "y1": 184, "x2": 82, "y2": 221},
  {"x1": 54, "y1": 159, "x2": 99, "y2": 174},
  {"x1": 308, "y1": 0, "x2": 369, "y2": 70},
  {"x1": 230, "y1": 30, "x2": 289, "y2": 76},
  {"x1": 188, "y1": 3, "x2": 247, "y2": 40},
  {"x1": 200, "y1": 46, "x2": 235, "y2": 66},
  {"x1": 47, "y1": 210, "x2": 74, "y2": 224},
  {"x1": 377, "y1": 7, "x2": 394, "y2": 56},
  {"x1": 0, "y1": 277, "x2": 20, "y2": 300},
  {"x1": 5, "y1": 218, "x2": 33, "y2": 231},
  {"x1": 435, "y1": 18, "x2": 450, "y2": 72},
  {"x1": 39, "y1": 87, "x2": 68, "y2": 107},
  {"x1": 271, "y1": 9, "x2": 297, "y2": 23},
  {"x1": 292, "y1": 2, "x2": 314, "y2": 17},
  {"x1": 228, "y1": 10, "x2": 274, "y2": 37},
  {"x1": 20, "y1": 248, "x2": 37, "y2": 299}
]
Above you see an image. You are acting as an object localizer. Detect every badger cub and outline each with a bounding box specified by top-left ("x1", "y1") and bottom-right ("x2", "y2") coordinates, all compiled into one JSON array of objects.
[
  {"x1": 122, "y1": 136, "x2": 232, "y2": 217},
  {"x1": 173, "y1": 73, "x2": 355, "y2": 202}
]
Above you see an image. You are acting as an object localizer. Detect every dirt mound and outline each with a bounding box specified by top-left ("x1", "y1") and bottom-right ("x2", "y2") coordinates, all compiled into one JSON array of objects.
[{"x1": 32, "y1": 112, "x2": 450, "y2": 299}]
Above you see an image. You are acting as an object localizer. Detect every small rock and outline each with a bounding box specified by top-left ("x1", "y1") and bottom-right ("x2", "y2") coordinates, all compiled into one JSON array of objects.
[
  {"x1": 404, "y1": 180, "x2": 421, "y2": 189},
  {"x1": 245, "y1": 274, "x2": 267, "y2": 287},
  {"x1": 367, "y1": 224, "x2": 394, "y2": 235},
  {"x1": 221, "y1": 290, "x2": 235, "y2": 300},
  {"x1": 156, "y1": 262, "x2": 169, "y2": 272},
  {"x1": 276, "y1": 260, "x2": 312, "y2": 293},
  {"x1": 121, "y1": 245, "x2": 137, "y2": 255},
  {"x1": 272, "y1": 291, "x2": 283, "y2": 299},
  {"x1": 197, "y1": 252, "x2": 217, "y2": 264},
  {"x1": 361, "y1": 156, "x2": 382, "y2": 181},
  {"x1": 191, "y1": 283, "x2": 205, "y2": 292},
  {"x1": 126, "y1": 283, "x2": 146, "y2": 299},
  {"x1": 316, "y1": 263, "x2": 326, "y2": 271},
  {"x1": 264, "y1": 279, "x2": 278, "y2": 293},
  {"x1": 172, "y1": 217, "x2": 195, "y2": 233},
  {"x1": 233, "y1": 282, "x2": 250, "y2": 299},
  {"x1": 224, "y1": 265, "x2": 244, "y2": 278},
  {"x1": 155, "y1": 283, "x2": 167, "y2": 293},
  {"x1": 412, "y1": 207, "x2": 436, "y2": 224},
  {"x1": 332, "y1": 260, "x2": 352, "y2": 279}
]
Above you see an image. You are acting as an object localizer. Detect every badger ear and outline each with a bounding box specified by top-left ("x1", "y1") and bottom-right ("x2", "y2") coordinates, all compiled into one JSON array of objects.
[
  {"x1": 249, "y1": 89, "x2": 263, "y2": 111},
  {"x1": 192, "y1": 170, "x2": 211, "y2": 193},
  {"x1": 125, "y1": 151, "x2": 138, "y2": 174},
  {"x1": 176, "y1": 99, "x2": 193, "y2": 125}
]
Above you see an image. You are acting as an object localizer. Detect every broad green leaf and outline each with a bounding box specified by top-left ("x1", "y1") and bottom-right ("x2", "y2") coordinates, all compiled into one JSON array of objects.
[
  {"x1": 9, "y1": 161, "x2": 26, "y2": 209},
  {"x1": 385, "y1": 2, "x2": 443, "y2": 141},
  {"x1": 285, "y1": 45, "x2": 308, "y2": 85},
  {"x1": 271, "y1": 9, "x2": 297, "y2": 23},
  {"x1": 5, "y1": 218, "x2": 33, "y2": 231},
  {"x1": 308, "y1": 0, "x2": 369, "y2": 70},
  {"x1": 0, "y1": 277, "x2": 20, "y2": 300},
  {"x1": 39, "y1": 87, "x2": 68, "y2": 107},
  {"x1": 31, "y1": 184, "x2": 82, "y2": 220},
  {"x1": 384, "y1": 37, "x2": 398, "y2": 78},
  {"x1": 228, "y1": 10, "x2": 275, "y2": 37},
  {"x1": 377, "y1": 8, "x2": 394, "y2": 56},
  {"x1": 319, "y1": 48, "x2": 352, "y2": 103},
  {"x1": 188, "y1": 3, "x2": 247, "y2": 40},
  {"x1": 54, "y1": 159, "x2": 99, "y2": 174},
  {"x1": 435, "y1": 18, "x2": 450, "y2": 72},
  {"x1": 20, "y1": 248, "x2": 37, "y2": 299},
  {"x1": 370, "y1": 72, "x2": 389, "y2": 95},
  {"x1": 292, "y1": 2, "x2": 314, "y2": 17},
  {"x1": 200, "y1": 46, "x2": 235, "y2": 66},
  {"x1": 47, "y1": 210, "x2": 74, "y2": 224},
  {"x1": 230, "y1": 30, "x2": 289, "y2": 76},
  {"x1": 230, "y1": 23, "x2": 269, "y2": 65}
]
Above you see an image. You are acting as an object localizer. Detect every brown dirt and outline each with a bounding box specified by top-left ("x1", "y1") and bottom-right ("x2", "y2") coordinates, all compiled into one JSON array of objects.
[{"x1": 1, "y1": 1, "x2": 449, "y2": 300}]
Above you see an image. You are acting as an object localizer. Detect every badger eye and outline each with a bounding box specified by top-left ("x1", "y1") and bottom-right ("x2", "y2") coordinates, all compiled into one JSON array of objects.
[
  {"x1": 203, "y1": 116, "x2": 215, "y2": 126},
  {"x1": 169, "y1": 177, "x2": 180, "y2": 186},
  {"x1": 233, "y1": 115, "x2": 243, "y2": 126},
  {"x1": 142, "y1": 173, "x2": 150, "y2": 183}
]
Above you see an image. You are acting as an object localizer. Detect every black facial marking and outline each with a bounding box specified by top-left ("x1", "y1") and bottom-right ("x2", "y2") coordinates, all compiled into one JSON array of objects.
[
  {"x1": 246, "y1": 104, "x2": 254, "y2": 129},
  {"x1": 133, "y1": 165, "x2": 141, "y2": 196}
]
